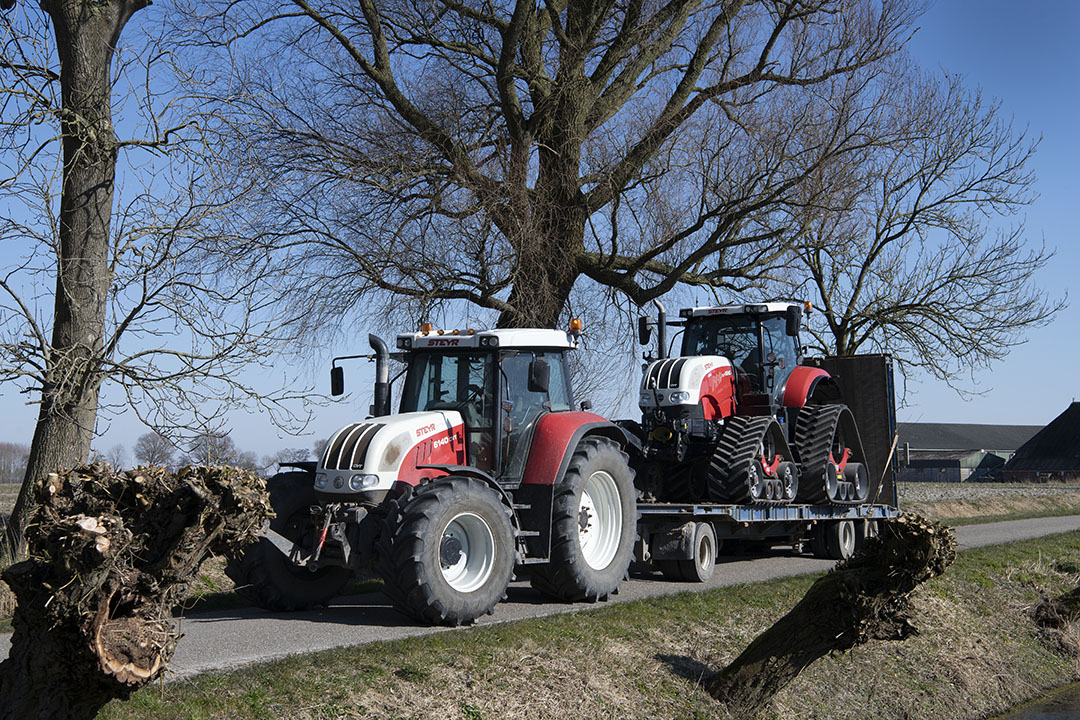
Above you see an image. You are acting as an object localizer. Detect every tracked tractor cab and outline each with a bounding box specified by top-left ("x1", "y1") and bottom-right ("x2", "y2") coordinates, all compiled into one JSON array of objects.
[{"x1": 679, "y1": 304, "x2": 804, "y2": 414}]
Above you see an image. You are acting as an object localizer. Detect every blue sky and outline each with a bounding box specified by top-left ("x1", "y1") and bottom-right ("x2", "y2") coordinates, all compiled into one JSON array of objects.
[
  {"x1": 3, "y1": 1, "x2": 1077, "y2": 463},
  {"x1": 898, "y1": 0, "x2": 1079, "y2": 424}
]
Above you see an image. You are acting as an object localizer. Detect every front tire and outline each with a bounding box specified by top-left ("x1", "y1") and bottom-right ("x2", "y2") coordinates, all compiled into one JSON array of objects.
[
  {"x1": 378, "y1": 477, "x2": 515, "y2": 626},
  {"x1": 226, "y1": 474, "x2": 352, "y2": 611},
  {"x1": 530, "y1": 436, "x2": 637, "y2": 602}
]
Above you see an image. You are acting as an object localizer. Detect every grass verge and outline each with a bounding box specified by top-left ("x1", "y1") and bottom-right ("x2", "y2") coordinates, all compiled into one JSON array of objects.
[
  {"x1": 94, "y1": 530, "x2": 1080, "y2": 720},
  {"x1": 905, "y1": 494, "x2": 1080, "y2": 527}
]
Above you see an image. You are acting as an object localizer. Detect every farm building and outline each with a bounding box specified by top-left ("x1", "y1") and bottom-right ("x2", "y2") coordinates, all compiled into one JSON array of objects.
[
  {"x1": 999, "y1": 402, "x2": 1080, "y2": 482},
  {"x1": 895, "y1": 421, "x2": 1042, "y2": 482}
]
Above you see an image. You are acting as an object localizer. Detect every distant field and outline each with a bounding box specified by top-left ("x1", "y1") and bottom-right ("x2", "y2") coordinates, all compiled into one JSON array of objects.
[{"x1": 0, "y1": 483, "x2": 17, "y2": 521}]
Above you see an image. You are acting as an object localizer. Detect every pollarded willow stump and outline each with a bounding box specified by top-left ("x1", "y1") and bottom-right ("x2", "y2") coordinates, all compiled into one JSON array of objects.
[
  {"x1": 706, "y1": 514, "x2": 956, "y2": 718},
  {"x1": 0, "y1": 463, "x2": 271, "y2": 720}
]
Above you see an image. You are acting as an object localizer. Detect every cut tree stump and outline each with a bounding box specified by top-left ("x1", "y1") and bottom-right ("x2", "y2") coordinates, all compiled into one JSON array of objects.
[
  {"x1": 0, "y1": 462, "x2": 271, "y2": 720},
  {"x1": 705, "y1": 514, "x2": 956, "y2": 718}
]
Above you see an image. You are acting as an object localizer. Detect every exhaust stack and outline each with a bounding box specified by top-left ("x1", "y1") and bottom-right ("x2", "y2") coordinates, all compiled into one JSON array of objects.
[{"x1": 369, "y1": 333, "x2": 391, "y2": 417}]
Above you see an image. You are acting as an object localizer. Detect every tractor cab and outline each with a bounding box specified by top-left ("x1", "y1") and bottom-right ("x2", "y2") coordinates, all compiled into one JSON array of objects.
[
  {"x1": 679, "y1": 303, "x2": 803, "y2": 410},
  {"x1": 396, "y1": 329, "x2": 575, "y2": 478}
]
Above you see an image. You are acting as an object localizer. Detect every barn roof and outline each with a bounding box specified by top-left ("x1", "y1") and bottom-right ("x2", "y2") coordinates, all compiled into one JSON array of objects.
[
  {"x1": 1003, "y1": 403, "x2": 1080, "y2": 472},
  {"x1": 897, "y1": 422, "x2": 1041, "y2": 452}
]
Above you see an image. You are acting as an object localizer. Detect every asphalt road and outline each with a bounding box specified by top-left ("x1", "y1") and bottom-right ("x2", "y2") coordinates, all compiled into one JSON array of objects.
[{"x1": 4, "y1": 514, "x2": 1080, "y2": 681}]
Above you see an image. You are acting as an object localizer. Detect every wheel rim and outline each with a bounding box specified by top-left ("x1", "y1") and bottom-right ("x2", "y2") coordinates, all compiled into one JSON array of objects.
[
  {"x1": 840, "y1": 521, "x2": 855, "y2": 556},
  {"x1": 578, "y1": 470, "x2": 623, "y2": 570},
  {"x1": 696, "y1": 533, "x2": 714, "y2": 572},
  {"x1": 440, "y1": 512, "x2": 496, "y2": 592}
]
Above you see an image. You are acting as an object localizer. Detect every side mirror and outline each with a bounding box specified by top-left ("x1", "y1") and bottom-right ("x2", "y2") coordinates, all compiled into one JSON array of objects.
[
  {"x1": 528, "y1": 358, "x2": 550, "y2": 394},
  {"x1": 580, "y1": 399, "x2": 593, "y2": 411},
  {"x1": 330, "y1": 366, "x2": 344, "y2": 396},
  {"x1": 637, "y1": 316, "x2": 652, "y2": 346},
  {"x1": 785, "y1": 305, "x2": 802, "y2": 337}
]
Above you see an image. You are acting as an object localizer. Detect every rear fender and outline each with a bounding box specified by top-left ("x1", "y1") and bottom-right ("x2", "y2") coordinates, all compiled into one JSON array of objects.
[
  {"x1": 516, "y1": 412, "x2": 628, "y2": 562},
  {"x1": 782, "y1": 367, "x2": 837, "y2": 408}
]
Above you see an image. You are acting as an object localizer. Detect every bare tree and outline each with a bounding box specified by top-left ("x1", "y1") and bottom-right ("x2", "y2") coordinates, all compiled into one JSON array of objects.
[
  {"x1": 132, "y1": 432, "x2": 174, "y2": 467},
  {"x1": 175, "y1": 0, "x2": 918, "y2": 335},
  {"x1": 1, "y1": 3, "x2": 314, "y2": 558},
  {"x1": 0, "y1": 443, "x2": 29, "y2": 484},
  {"x1": 182, "y1": 432, "x2": 259, "y2": 471},
  {"x1": 776, "y1": 62, "x2": 1063, "y2": 384},
  {"x1": 98, "y1": 443, "x2": 127, "y2": 469}
]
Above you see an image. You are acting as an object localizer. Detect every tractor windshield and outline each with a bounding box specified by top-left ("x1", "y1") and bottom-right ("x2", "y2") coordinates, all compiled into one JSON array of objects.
[
  {"x1": 400, "y1": 351, "x2": 496, "y2": 470},
  {"x1": 683, "y1": 316, "x2": 764, "y2": 390},
  {"x1": 683, "y1": 314, "x2": 800, "y2": 398}
]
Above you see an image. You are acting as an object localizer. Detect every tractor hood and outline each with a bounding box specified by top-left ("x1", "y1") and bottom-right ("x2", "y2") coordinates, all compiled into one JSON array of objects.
[{"x1": 314, "y1": 410, "x2": 467, "y2": 499}]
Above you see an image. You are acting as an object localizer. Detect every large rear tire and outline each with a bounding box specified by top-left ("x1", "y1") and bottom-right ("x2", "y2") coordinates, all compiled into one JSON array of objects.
[
  {"x1": 226, "y1": 473, "x2": 352, "y2": 611},
  {"x1": 378, "y1": 476, "x2": 515, "y2": 626},
  {"x1": 530, "y1": 437, "x2": 637, "y2": 602}
]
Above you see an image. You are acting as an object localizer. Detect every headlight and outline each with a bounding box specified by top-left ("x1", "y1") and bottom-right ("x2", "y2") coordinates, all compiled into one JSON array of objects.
[
  {"x1": 349, "y1": 474, "x2": 380, "y2": 491},
  {"x1": 314, "y1": 473, "x2": 327, "y2": 489},
  {"x1": 670, "y1": 391, "x2": 690, "y2": 403}
]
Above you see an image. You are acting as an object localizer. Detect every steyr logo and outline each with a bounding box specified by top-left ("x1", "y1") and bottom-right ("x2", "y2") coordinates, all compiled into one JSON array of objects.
[
  {"x1": 426, "y1": 338, "x2": 460, "y2": 346},
  {"x1": 415, "y1": 423, "x2": 438, "y2": 437}
]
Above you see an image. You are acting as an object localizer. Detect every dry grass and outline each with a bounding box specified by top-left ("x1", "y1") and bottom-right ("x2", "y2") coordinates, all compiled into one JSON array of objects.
[
  {"x1": 94, "y1": 531, "x2": 1080, "y2": 720},
  {"x1": 906, "y1": 494, "x2": 1080, "y2": 525}
]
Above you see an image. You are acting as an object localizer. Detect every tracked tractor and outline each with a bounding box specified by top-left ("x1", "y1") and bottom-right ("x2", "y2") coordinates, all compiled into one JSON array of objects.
[
  {"x1": 227, "y1": 322, "x2": 637, "y2": 626},
  {"x1": 627, "y1": 302, "x2": 883, "y2": 562}
]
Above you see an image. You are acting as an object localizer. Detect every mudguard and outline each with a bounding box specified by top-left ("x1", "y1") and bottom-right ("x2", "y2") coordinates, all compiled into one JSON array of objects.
[
  {"x1": 782, "y1": 366, "x2": 832, "y2": 409},
  {"x1": 516, "y1": 412, "x2": 630, "y2": 563}
]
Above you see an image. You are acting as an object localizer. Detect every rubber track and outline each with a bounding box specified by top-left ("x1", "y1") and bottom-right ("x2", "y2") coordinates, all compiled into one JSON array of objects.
[
  {"x1": 707, "y1": 416, "x2": 788, "y2": 504},
  {"x1": 794, "y1": 404, "x2": 865, "y2": 505},
  {"x1": 375, "y1": 477, "x2": 515, "y2": 626}
]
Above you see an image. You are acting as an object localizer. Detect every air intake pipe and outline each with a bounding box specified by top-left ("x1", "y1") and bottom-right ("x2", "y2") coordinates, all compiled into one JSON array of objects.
[
  {"x1": 369, "y1": 333, "x2": 391, "y2": 417},
  {"x1": 652, "y1": 299, "x2": 667, "y2": 360}
]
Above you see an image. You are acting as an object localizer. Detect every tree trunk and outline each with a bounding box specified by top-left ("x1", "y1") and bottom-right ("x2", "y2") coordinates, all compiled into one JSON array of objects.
[
  {"x1": 3, "y1": 0, "x2": 148, "y2": 560},
  {"x1": 0, "y1": 464, "x2": 271, "y2": 720},
  {"x1": 705, "y1": 515, "x2": 956, "y2": 718},
  {"x1": 496, "y1": 57, "x2": 589, "y2": 330}
]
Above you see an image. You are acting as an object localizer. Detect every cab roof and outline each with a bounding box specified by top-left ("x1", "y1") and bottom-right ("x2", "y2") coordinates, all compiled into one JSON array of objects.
[
  {"x1": 679, "y1": 302, "x2": 798, "y2": 318},
  {"x1": 397, "y1": 328, "x2": 575, "y2": 351}
]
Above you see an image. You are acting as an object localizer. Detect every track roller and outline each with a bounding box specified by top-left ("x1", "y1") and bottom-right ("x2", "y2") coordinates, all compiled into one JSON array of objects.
[
  {"x1": 708, "y1": 416, "x2": 798, "y2": 504},
  {"x1": 794, "y1": 404, "x2": 870, "y2": 505}
]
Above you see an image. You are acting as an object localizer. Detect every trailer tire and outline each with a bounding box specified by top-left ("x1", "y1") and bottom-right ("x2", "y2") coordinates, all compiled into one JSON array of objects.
[
  {"x1": 825, "y1": 520, "x2": 857, "y2": 560},
  {"x1": 377, "y1": 476, "x2": 515, "y2": 626},
  {"x1": 226, "y1": 474, "x2": 352, "y2": 611},
  {"x1": 531, "y1": 437, "x2": 637, "y2": 602},
  {"x1": 657, "y1": 522, "x2": 718, "y2": 583}
]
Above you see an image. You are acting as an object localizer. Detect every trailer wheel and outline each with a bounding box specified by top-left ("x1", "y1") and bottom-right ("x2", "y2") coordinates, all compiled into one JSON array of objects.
[
  {"x1": 657, "y1": 522, "x2": 718, "y2": 583},
  {"x1": 824, "y1": 520, "x2": 857, "y2": 560},
  {"x1": 377, "y1": 476, "x2": 515, "y2": 626},
  {"x1": 531, "y1": 437, "x2": 637, "y2": 602},
  {"x1": 226, "y1": 473, "x2": 352, "y2": 611}
]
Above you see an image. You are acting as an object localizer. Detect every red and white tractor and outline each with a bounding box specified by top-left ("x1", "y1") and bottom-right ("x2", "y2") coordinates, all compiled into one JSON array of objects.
[
  {"x1": 629, "y1": 302, "x2": 872, "y2": 535},
  {"x1": 228, "y1": 323, "x2": 637, "y2": 626}
]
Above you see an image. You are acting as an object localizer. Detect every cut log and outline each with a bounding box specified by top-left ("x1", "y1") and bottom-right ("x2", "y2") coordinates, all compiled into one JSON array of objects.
[
  {"x1": 705, "y1": 514, "x2": 955, "y2": 718},
  {"x1": 0, "y1": 463, "x2": 271, "y2": 720}
]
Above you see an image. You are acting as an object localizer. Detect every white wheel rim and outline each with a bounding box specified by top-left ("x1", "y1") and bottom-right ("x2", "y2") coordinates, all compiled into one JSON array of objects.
[
  {"x1": 440, "y1": 512, "x2": 496, "y2": 592},
  {"x1": 578, "y1": 470, "x2": 622, "y2": 570},
  {"x1": 697, "y1": 534, "x2": 713, "y2": 572}
]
